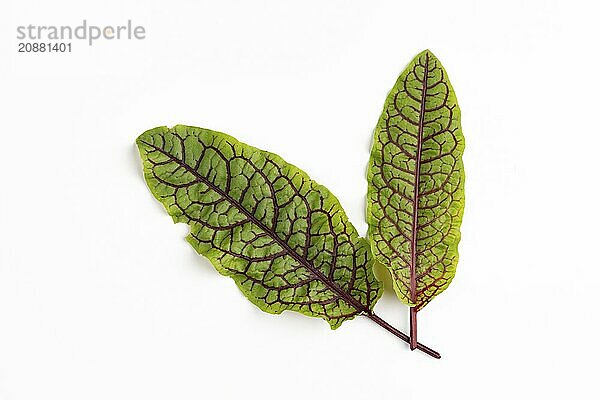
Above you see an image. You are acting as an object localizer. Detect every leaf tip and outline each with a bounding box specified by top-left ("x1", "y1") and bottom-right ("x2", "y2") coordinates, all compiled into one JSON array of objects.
[
  {"x1": 418, "y1": 48, "x2": 437, "y2": 59},
  {"x1": 135, "y1": 126, "x2": 170, "y2": 148}
]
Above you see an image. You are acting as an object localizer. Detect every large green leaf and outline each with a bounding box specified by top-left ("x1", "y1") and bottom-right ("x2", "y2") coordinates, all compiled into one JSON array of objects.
[
  {"x1": 366, "y1": 50, "x2": 465, "y2": 311},
  {"x1": 137, "y1": 125, "x2": 383, "y2": 329}
]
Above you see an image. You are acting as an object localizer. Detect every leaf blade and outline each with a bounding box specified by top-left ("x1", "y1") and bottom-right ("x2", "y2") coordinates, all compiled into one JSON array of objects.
[
  {"x1": 367, "y1": 50, "x2": 465, "y2": 310},
  {"x1": 138, "y1": 125, "x2": 383, "y2": 328}
]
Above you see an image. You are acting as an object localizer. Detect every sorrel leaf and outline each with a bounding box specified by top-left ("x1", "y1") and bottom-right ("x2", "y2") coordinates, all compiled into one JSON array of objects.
[
  {"x1": 137, "y1": 125, "x2": 385, "y2": 328},
  {"x1": 366, "y1": 50, "x2": 465, "y2": 311}
]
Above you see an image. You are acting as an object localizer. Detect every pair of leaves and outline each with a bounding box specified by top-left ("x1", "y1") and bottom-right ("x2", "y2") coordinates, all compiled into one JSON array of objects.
[{"x1": 136, "y1": 49, "x2": 464, "y2": 354}]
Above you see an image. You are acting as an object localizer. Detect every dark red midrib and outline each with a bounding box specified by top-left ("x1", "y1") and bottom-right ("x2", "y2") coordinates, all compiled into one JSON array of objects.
[
  {"x1": 141, "y1": 140, "x2": 370, "y2": 315},
  {"x1": 409, "y1": 52, "x2": 429, "y2": 305}
]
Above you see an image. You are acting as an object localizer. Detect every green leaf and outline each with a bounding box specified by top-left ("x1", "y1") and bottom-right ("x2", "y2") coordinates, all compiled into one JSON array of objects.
[
  {"x1": 366, "y1": 50, "x2": 465, "y2": 310},
  {"x1": 137, "y1": 125, "x2": 383, "y2": 328}
]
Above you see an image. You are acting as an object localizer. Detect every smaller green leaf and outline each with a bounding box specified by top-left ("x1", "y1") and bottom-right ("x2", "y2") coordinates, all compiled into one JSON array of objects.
[{"x1": 367, "y1": 50, "x2": 465, "y2": 310}]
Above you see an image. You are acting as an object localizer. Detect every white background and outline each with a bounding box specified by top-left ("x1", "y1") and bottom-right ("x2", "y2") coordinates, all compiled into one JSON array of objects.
[{"x1": 1, "y1": 1, "x2": 599, "y2": 399}]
